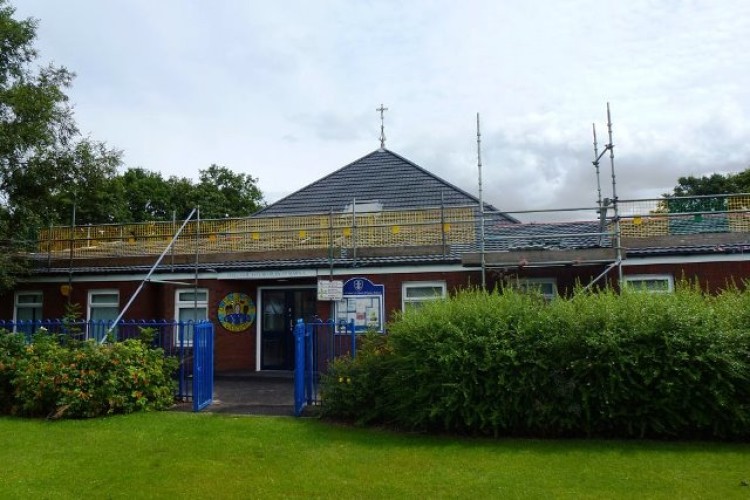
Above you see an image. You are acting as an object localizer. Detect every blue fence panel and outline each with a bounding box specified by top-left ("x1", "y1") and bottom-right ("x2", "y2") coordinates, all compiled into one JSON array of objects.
[
  {"x1": 294, "y1": 318, "x2": 356, "y2": 417},
  {"x1": 192, "y1": 321, "x2": 214, "y2": 412},
  {"x1": 0, "y1": 318, "x2": 204, "y2": 402}
]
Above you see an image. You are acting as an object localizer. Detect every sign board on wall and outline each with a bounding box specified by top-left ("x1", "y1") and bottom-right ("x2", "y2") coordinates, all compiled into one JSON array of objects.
[
  {"x1": 220, "y1": 270, "x2": 318, "y2": 280},
  {"x1": 317, "y1": 280, "x2": 344, "y2": 301},
  {"x1": 335, "y1": 277, "x2": 385, "y2": 332}
]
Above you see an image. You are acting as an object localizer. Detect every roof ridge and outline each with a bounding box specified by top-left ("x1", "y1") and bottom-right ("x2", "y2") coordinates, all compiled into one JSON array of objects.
[
  {"x1": 254, "y1": 149, "x2": 385, "y2": 216},
  {"x1": 255, "y1": 148, "x2": 517, "y2": 222}
]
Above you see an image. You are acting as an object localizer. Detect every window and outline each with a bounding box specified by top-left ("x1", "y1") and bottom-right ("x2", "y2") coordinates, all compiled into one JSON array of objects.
[
  {"x1": 88, "y1": 291, "x2": 119, "y2": 322},
  {"x1": 88, "y1": 290, "x2": 119, "y2": 341},
  {"x1": 402, "y1": 281, "x2": 447, "y2": 311},
  {"x1": 513, "y1": 278, "x2": 557, "y2": 301},
  {"x1": 175, "y1": 289, "x2": 208, "y2": 346},
  {"x1": 623, "y1": 274, "x2": 674, "y2": 293},
  {"x1": 14, "y1": 292, "x2": 43, "y2": 330}
]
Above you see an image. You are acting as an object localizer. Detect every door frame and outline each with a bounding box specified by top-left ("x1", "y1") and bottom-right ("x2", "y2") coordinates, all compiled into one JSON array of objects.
[{"x1": 255, "y1": 285, "x2": 317, "y2": 371}]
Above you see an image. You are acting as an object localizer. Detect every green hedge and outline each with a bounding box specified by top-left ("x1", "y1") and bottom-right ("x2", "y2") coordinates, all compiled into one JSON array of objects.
[
  {"x1": 0, "y1": 331, "x2": 177, "y2": 418},
  {"x1": 321, "y1": 286, "x2": 750, "y2": 439}
]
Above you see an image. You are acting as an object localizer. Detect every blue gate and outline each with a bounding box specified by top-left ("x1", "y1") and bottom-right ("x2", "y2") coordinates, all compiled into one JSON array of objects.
[
  {"x1": 192, "y1": 321, "x2": 215, "y2": 411},
  {"x1": 294, "y1": 319, "x2": 356, "y2": 417}
]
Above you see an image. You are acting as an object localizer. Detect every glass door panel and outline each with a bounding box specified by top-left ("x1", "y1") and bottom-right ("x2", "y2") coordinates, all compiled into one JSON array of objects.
[{"x1": 260, "y1": 289, "x2": 317, "y2": 370}]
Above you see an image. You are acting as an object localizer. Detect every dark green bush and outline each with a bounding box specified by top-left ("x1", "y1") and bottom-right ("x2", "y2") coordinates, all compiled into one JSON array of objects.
[
  {"x1": 321, "y1": 332, "x2": 394, "y2": 423},
  {"x1": 0, "y1": 329, "x2": 177, "y2": 418},
  {"x1": 321, "y1": 286, "x2": 750, "y2": 439},
  {"x1": 0, "y1": 332, "x2": 26, "y2": 413}
]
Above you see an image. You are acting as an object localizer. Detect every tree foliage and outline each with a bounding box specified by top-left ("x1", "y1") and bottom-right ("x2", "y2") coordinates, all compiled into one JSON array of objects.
[
  {"x1": 670, "y1": 169, "x2": 750, "y2": 197},
  {"x1": 0, "y1": 2, "x2": 264, "y2": 291},
  {"x1": 0, "y1": 3, "x2": 123, "y2": 239},
  {"x1": 110, "y1": 165, "x2": 264, "y2": 222},
  {"x1": 194, "y1": 164, "x2": 264, "y2": 219}
]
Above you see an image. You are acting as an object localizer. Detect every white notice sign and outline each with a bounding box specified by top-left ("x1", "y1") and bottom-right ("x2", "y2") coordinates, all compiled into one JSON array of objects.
[{"x1": 317, "y1": 280, "x2": 344, "y2": 301}]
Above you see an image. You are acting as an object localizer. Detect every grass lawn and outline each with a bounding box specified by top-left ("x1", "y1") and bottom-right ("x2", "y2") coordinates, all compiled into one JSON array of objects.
[{"x1": 1, "y1": 412, "x2": 748, "y2": 499}]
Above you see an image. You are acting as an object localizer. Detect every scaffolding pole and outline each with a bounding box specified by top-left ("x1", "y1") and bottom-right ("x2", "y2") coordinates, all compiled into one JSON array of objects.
[
  {"x1": 194, "y1": 207, "x2": 201, "y2": 324},
  {"x1": 592, "y1": 123, "x2": 603, "y2": 213},
  {"x1": 103, "y1": 208, "x2": 198, "y2": 342},
  {"x1": 352, "y1": 197, "x2": 357, "y2": 266},
  {"x1": 606, "y1": 102, "x2": 624, "y2": 284},
  {"x1": 477, "y1": 112, "x2": 486, "y2": 290}
]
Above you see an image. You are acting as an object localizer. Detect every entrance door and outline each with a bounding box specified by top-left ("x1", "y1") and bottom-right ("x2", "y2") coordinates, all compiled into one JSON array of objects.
[{"x1": 260, "y1": 289, "x2": 317, "y2": 370}]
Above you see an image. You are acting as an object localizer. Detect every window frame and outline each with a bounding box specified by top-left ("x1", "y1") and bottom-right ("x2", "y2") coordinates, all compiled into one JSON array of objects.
[
  {"x1": 401, "y1": 281, "x2": 447, "y2": 312},
  {"x1": 86, "y1": 290, "x2": 120, "y2": 341},
  {"x1": 87, "y1": 290, "x2": 120, "y2": 321},
  {"x1": 623, "y1": 274, "x2": 674, "y2": 293},
  {"x1": 512, "y1": 278, "x2": 558, "y2": 300},
  {"x1": 174, "y1": 288, "x2": 209, "y2": 346},
  {"x1": 13, "y1": 291, "x2": 43, "y2": 330}
]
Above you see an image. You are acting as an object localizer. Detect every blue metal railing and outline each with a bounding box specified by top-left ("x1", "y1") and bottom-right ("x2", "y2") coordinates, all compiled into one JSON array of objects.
[
  {"x1": 294, "y1": 318, "x2": 356, "y2": 417},
  {"x1": 0, "y1": 319, "x2": 209, "y2": 403}
]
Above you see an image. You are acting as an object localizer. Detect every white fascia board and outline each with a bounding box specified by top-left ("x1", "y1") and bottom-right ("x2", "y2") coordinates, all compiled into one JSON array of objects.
[
  {"x1": 22, "y1": 264, "x2": 467, "y2": 284},
  {"x1": 23, "y1": 272, "x2": 211, "y2": 284},
  {"x1": 623, "y1": 254, "x2": 750, "y2": 267},
  {"x1": 218, "y1": 264, "x2": 465, "y2": 280}
]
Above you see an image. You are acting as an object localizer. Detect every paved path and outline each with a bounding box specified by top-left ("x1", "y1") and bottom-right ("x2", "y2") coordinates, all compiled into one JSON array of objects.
[{"x1": 206, "y1": 372, "x2": 295, "y2": 416}]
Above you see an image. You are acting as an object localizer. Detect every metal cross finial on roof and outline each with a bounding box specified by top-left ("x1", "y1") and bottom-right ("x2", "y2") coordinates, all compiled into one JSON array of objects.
[{"x1": 376, "y1": 104, "x2": 388, "y2": 149}]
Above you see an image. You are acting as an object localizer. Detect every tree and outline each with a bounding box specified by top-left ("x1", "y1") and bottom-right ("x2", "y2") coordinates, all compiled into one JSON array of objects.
[
  {"x1": 0, "y1": 1, "x2": 121, "y2": 290},
  {"x1": 112, "y1": 168, "x2": 171, "y2": 222},
  {"x1": 193, "y1": 164, "x2": 264, "y2": 219},
  {"x1": 109, "y1": 165, "x2": 265, "y2": 223},
  {"x1": 0, "y1": 1, "x2": 265, "y2": 293},
  {"x1": 27, "y1": 139, "x2": 123, "y2": 226},
  {"x1": 670, "y1": 170, "x2": 750, "y2": 197}
]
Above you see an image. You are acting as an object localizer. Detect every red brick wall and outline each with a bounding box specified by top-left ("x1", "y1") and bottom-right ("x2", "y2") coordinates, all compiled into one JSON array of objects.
[
  {"x1": 148, "y1": 280, "x2": 264, "y2": 373},
  {"x1": 331, "y1": 271, "x2": 481, "y2": 324},
  {"x1": 623, "y1": 261, "x2": 750, "y2": 293},
  {"x1": 492, "y1": 265, "x2": 616, "y2": 295},
  {"x1": 488, "y1": 260, "x2": 750, "y2": 294},
  {"x1": 209, "y1": 280, "x2": 257, "y2": 373},
  {"x1": 0, "y1": 281, "x2": 163, "y2": 321}
]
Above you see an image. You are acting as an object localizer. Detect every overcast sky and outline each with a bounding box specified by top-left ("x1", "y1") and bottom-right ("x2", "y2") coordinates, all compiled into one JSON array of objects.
[{"x1": 16, "y1": 1, "x2": 750, "y2": 221}]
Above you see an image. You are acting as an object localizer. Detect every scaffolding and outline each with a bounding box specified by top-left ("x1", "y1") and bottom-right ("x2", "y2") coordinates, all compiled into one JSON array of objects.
[
  {"x1": 470, "y1": 103, "x2": 750, "y2": 291},
  {"x1": 29, "y1": 105, "x2": 750, "y2": 282},
  {"x1": 35, "y1": 204, "x2": 478, "y2": 262}
]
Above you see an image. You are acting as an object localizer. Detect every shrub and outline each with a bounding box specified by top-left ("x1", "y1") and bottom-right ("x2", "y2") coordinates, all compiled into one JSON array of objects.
[
  {"x1": 321, "y1": 331, "x2": 394, "y2": 424},
  {"x1": 2, "y1": 329, "x2": 177, "y2": 418},
  {"x1": 0, "y1": 331, "x2": 27, "y2": 413},
  {"x1": 321, "y1": 286, "x2": 750, "y2": 439}
]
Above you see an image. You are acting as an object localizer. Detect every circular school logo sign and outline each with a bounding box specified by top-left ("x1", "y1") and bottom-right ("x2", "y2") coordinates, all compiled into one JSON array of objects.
[{"x1": 217, "y1": 293, "x2": 256, "y2": 332}]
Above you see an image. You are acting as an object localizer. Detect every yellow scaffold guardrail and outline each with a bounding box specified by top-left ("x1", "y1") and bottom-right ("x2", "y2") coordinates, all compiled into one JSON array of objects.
[{"x1": 37, "y1": 206, "x2": 477, "y2": 259}]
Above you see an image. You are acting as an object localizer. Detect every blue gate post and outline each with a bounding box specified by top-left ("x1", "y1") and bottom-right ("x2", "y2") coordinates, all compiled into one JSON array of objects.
[
  {"x1": 305, "y1": 322, "x2": 316, "y2": 406},
  {"x1": 349, "y1": 318, "x2": 356, "y2": 358},
  {"x1": 192, "y1": 321, "x2": 215, "y2": 412},
  {"x1": 178, "y1": 321, "x2": 186, "y2": 401},
  {"x1": 293, "y1": 319, "x2": 306, "y2": 416}
]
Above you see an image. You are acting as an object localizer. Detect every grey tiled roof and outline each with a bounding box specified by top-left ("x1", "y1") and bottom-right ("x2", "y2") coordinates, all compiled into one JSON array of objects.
[
  {"x1": 255, "y1": 148, "x2": 515, "y2": 221},
  {"x1": 482, "y1": 218, "x2": 750, "y2": 256},
  {"x1": 626, "y1": 243, "x2": 750, "y2": 256},
  {"x1": 482, "y1": 219, "x2": 611, "y2": 251}
]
